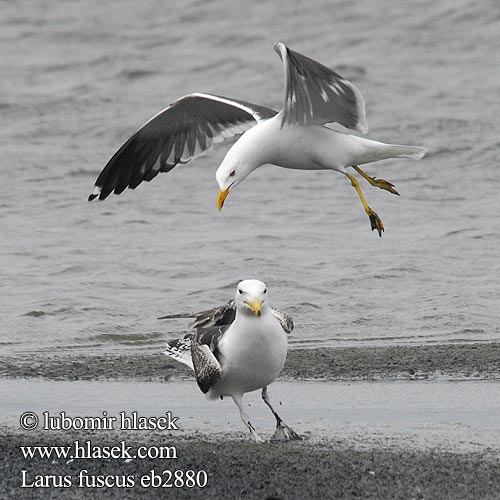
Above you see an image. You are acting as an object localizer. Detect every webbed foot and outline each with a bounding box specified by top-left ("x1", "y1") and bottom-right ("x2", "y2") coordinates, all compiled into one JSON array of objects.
[
  {"x1": 352, "y1": 166, "x2": 399, "y2": 195},
  {"x1": 271, "y1": 422, "x2": 302, "y2": 441},
  {"x1": 369, "y1": 177, "x2": 399, "y2": 195},
  {"x1": 367, "y1": 208, "x2": 384, "y2": 237}
]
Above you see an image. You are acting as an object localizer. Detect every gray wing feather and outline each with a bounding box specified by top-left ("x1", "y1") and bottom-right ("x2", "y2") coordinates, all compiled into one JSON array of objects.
[
  {"x1": 159, "y1": 300, "x2": 236, "y2": 329},
  {"x1": 194, "y1": 324, "x2": 230, "y2": 350},
  {"x1": 89, "y1": 93, "x2": 277, "y2": 201},
  {"x1": 191, "y1": 300, "x2": 236, "y2": 330},
  {"x1": 164, "y1": 324, "x2": 228, "y2": 393},
  {"x1": 191, "y1": 325, "x2": 228, "y2": 393},
  {"x1": 160, "y1": 300, "x2": 293, "y2": 334},
  {"x1": 271, "y1": 308, "x2": 294, "y2": 334},
  {"x1": 191, "y1": 341, "x2": 222, "y2": 394},
  {"x1": 274, "y1": 42, "x2": 367, "y2": 132}
]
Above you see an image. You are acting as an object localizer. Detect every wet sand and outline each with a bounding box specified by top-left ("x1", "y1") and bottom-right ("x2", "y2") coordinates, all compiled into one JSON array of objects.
[
  {"x1": 2, "y1": 343, "x2": 500, "y2": 499},
  {"x1": 2, "y1": 343, "x2": 499, "y2": 381}
]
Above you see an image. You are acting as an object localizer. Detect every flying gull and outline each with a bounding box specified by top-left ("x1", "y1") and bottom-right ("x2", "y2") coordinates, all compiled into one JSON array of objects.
[
  {"x1": 89, "y1": 42, "x2": 427, "y2": 236},
  {"x1": 162, "y1": 279, "x2": 300, "y2": 441}
]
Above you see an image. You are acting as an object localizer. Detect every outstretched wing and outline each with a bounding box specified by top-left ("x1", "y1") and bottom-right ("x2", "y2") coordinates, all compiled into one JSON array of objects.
[
  {"x1": 273, "y1": 42, "x2": 367, "y2": 132},
  {"x1": 159, "y1": 300, "x2": 237, "y2": 329},
  {"x1": 89, "y1": 93, "x2": 277, "y2": 201},
  {"x1": 160, "y1": 300, "x2": 294, "y2": 334}
]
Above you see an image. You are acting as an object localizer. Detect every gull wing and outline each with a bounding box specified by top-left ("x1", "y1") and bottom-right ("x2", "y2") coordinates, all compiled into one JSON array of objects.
[
  {"x1": 163, "y1": 323, "x2": 228, "y2": 392},
  {"x1": 160, "y1": 300, "x2": 294, "y2": 334},
  {"x1": 271, "y1": 308, "x2": 294, "y2": 334},
  {"x1": 89, "y1": 93, "x2": 277, "y2": 201},
  {"x1": 159, "y1": 300, "x2": 236, "y2": 330},
  {"x1": 191, "y1": 325, "x2": 229, "y2": 393},
  {"x1": 273, "y1": 42, "x2": 367, "y2": 132}
]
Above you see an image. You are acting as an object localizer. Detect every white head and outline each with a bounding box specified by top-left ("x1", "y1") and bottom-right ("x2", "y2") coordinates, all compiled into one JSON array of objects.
[
  {"x1": 235, "y1": 279, "x2": 269, "y2": 317},
  {"x1": 215, "y1": 148, "x2": 258, "y2": 211}
]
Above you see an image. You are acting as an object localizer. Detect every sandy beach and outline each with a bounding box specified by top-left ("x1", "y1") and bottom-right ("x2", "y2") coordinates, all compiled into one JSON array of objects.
[
  {"x1": 2, "y1": 427, "x2": 499, "y2": 500},
  {"x1": 2, "y1": 344, "x2": 500, "y2": 499}
]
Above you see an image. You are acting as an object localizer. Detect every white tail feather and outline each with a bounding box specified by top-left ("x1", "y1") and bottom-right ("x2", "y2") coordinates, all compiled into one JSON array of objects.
[
  {"x1": 382, "y1": 144, "x2": 427, "y2": 160},
  {"x1": 164, "y1": 338, "x2": 194, "y2": 370},
  {"x1": 348, "y1": 136, "x2": 428, "y2": 165}
]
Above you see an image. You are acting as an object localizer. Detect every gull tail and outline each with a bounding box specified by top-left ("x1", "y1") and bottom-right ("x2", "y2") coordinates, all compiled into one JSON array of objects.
[
  {"x1": 349, "y1": 136, "x2": 427, "y2": 165},
  {"x1": 377, "y1": 144, "x2": 427, "y2": 160},
  {"x1": 164, "y1": 336, "x2": 194, "y2": 370}
]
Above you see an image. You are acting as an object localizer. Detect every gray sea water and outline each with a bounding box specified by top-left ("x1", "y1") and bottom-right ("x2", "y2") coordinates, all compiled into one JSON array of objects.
[{"x1": 2, "y1": 0, "x2": 500, "y2": 356}]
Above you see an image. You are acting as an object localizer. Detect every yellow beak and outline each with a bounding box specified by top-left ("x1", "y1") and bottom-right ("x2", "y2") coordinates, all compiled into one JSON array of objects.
[
  {"x1": 217, "y1": 187, "x2": 230, "y2": 211},
  {"x1": 244, "y1": 298, "x2": 262, "y2": 317}
]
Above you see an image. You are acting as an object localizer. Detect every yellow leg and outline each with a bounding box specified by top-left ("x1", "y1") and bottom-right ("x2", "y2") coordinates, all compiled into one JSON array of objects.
[
  {"x1": 346, "y1": 173, "x2": 384, "y2": 237},
  {"x1": 352, "y1": 165, "x2": 399, "y2": 196}
]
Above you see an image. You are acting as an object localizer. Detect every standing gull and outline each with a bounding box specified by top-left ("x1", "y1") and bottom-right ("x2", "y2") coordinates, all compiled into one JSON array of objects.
[
  {"x1": 162, "y1": 279, "x2": 299, "y2": 441},
  {"x1": 89, "y1": 42, "x2": 426, "y2": 236}
]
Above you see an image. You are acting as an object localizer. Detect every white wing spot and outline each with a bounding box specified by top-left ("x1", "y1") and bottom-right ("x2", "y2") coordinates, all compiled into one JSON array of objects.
[
  {"x1": 152, "y1": 156, "x2": 161, "y2": 172},
  {"x1": 180, "y1": 145, "x2": 192, "y2": 163},
  {"x1": 329, "y1": 82, "x2": 344, "y2": 95}
]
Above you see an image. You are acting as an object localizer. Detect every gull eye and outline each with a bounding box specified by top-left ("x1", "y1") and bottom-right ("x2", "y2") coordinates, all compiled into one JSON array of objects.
[
  {"x1": 238, "y1": 288, "x2": 243, "y2": 294},
  {"x1": 229, "y1": 169, "x2": 236, "y2": 177},
  {"x1": 263, "y1": 289, "x2": 267, "y2": 294}
]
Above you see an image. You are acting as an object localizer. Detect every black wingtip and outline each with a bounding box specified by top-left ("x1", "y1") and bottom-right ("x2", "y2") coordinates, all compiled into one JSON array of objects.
[{"x1": 88, "y1": 185, "x2": 103, "y2": 202}]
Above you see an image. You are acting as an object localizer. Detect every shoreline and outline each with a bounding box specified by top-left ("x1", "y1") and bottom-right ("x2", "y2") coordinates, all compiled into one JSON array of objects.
[
  {"x1": 2, "y1": 343, "x2": 500, "y2": 499},
  {"x1": 1, "y1": 342, "x2": 499, "y2": 382}
]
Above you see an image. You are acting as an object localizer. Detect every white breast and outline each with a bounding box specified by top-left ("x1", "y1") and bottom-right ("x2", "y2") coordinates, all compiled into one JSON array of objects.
[{"x1": 209, "y1": 309, "x2": 287, "y2": 398}]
